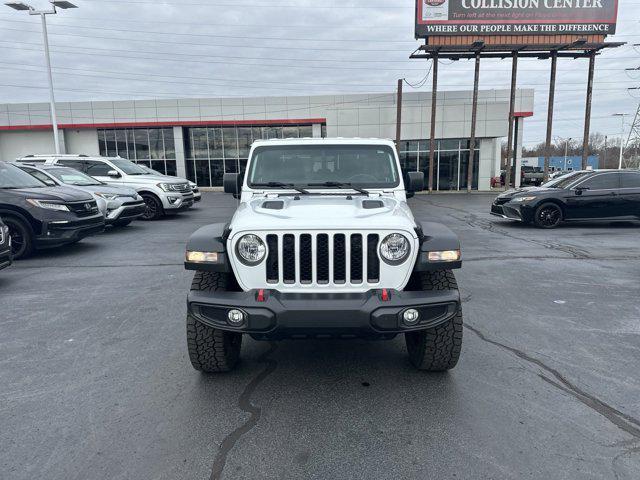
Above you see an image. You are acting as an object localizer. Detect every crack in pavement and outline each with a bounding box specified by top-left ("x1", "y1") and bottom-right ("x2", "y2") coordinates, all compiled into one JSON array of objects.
[
  {"x1": 464, "y1": 324, "x2": 640, "y2": 440},
  {"x1": 210, "y1": 342, "x2": 278, "y2": 480},
  {"x1": 414, "y1": 197, "x2": 594, "y2": 260}
]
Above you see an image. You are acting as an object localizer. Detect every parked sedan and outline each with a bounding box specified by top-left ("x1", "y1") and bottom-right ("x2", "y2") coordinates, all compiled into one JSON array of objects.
[
  {"x1": 491, "y1": 169, "x2": 640, "y2": 228},
  {"x1": 0, "y1": 217, "x2": 11, "y2": 270},
  {"x1": 16, "y1": 164, "x2": 146, "y2": 227},
  {"x1": 0, "y1": 161, "x2": 104, "y2": 259}
]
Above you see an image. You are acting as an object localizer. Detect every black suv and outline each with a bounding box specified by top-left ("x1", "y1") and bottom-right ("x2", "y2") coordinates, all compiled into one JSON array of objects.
[
  {"x1": 0, "y1": 161, "x2": 105, "y2": 259},
  {"x1": 0, "y1": 216, "x2": 10, "y2": 270},
  {"x1": 492, "y1": 170, "x2": 640, "y2": 228}
]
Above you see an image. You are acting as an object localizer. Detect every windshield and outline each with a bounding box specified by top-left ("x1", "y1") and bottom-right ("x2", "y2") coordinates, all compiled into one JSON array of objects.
[
  {"x1": 110, "y1": 158, "x2": 150, "y2": 175},
  {"x1": 0, "y1": 162, "x2": 46, "y2": 189},
  {"x1": 541, "y1": 171, "x2": 591, "y2": 189},
  {"x1": 46, "y1": 168, "x2": 103, "y2": 186},
  {"x1": 248, "y1": 145, "x2": 400, "y2": 189}
]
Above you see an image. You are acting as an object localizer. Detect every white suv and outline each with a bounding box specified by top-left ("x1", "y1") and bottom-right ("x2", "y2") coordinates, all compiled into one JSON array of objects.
[
  {"x1": 16, "y1": 155, "x2": 194, "y2": 220},
  {"x1": 183, "y1": 138, "x2": 465, "y2": 373}
]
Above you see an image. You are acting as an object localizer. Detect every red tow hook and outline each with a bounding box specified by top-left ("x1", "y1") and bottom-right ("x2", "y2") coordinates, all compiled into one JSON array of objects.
[
  {"x1": 380, "y1": 289, "x2": 390, "y2": 302},
  {"x1": 256, "y1": 289, "x2": 267, "y2": 302}
]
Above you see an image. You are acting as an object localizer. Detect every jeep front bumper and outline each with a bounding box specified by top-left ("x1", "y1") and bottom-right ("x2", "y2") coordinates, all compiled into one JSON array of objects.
[{"x1": 187, "y1": 288, "x2": 460, "y2": 340}]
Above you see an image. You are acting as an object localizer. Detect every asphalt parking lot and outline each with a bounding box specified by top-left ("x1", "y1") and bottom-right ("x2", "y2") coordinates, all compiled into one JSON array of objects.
[{"x1": 1, "y1": 192, "x2": 639, "y2": 480}]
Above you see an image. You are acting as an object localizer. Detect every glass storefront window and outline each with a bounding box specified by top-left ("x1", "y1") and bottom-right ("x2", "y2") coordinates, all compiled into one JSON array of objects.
[
  {"x1": 222, "y1": 127, "x2": 238, "y2": 160},
  {"x1": 208, "y1": 128, "x2": 223, "y2": 158},
  {"x1": 134, "y1": 129, "x2": 150, "y2": 160},
  {"x1": 149, "y1": 129, "x2": 163, "y2": 160},
  {"x1": 184, "y1": 124, "x2": 323, "y2": 187},
  {"x1": 98, "y1": 127, "x2": 176, "y2": 176},
  {"x1": 398, "y1": 138, "x2": 479, "y2": 191}
]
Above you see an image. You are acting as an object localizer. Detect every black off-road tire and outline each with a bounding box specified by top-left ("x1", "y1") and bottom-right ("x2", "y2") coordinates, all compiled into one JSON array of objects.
[
  {"x1": 186, "y1": 271, "x2": 242, "y2": 373},
  {"x1": 4, "y1": 216, "x2": 35, "y2": 260},
  {"x1": 405, "y1": 270, "x2": 463, "y2": 372},
  {"x1": 140, "y1": 193, "x2": 163, "y2": 221}
]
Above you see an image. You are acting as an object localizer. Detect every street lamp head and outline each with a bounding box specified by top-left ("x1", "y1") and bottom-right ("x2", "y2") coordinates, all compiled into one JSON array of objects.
[
  {"x1": 50, "y1": 0, "x2": 77, "y2": 8},
  {"x1": 4, "y1": 2, "x2": 32, "y2": 10}
]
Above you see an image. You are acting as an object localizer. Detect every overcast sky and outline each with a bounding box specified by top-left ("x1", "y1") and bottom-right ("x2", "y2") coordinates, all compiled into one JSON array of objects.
[{"x1": 0, "y1": 0, "x2": 638, "y2": 147}]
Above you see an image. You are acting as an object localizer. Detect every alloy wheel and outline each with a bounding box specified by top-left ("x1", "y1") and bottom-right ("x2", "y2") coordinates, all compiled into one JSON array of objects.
[
  {"x1": 537, "y1": 205, "x2": 561, "y2": 228},
  {"x1": 6, "y1": 220, "x2": 27, "y2": 258}
]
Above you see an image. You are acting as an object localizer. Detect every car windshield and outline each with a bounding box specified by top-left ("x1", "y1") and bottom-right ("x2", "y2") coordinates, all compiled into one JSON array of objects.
[
  {"x1": 0, "y1": 163, "x2": 46, "y2": 189},
  {"x1": 46, "y1": 168, "x2": 103, "y2": 186},
  {"x1": 248, "y1": 144, "x2": 400, "y2": 189},
  {"x1": 141, "y1": 166, "x2": 163, "y2": 176},
  {"x1": 541, "y1": 171, "x2": 592, "y2": 189},
  {"x1": 109, "y1": 158, "x2": 150, "y2": 175}
]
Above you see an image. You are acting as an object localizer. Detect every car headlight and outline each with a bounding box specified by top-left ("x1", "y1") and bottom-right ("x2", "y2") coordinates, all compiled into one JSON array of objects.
[
  {"x1": 236, "y1": 234, "x2": 266, "y2": 265},
  {"x1": 26, "y1": 199, "x2": 70, "y2": 211},
  {"x1": 512, "y1": 196, "x2": 537, "y2": 202},
  {"x1": 379, "y1": 233, "x2": 411, "y2": 265},
  {"x1": 157, "y1": 183, "x2": 172, "y2": 192},
  {"x1": 95, "y1": 192, "x2": 119, "y2": 201}
]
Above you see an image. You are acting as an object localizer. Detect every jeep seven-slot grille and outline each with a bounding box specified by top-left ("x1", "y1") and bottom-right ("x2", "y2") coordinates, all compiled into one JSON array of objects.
[{"x1": 264, "y1": 233, "x2": 380, "y2": 286}]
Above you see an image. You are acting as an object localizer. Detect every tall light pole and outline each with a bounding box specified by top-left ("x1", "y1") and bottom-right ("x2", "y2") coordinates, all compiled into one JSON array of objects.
[
  {"x1": 612, "y1": 113, "x2": 628, "y2": 170},
  {"x1": 5, "y1": 1, "x2": 78, "y2": 154}
]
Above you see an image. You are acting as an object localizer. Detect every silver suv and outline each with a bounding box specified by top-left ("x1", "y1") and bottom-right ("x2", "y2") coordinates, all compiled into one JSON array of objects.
[
  {"x1": 16, "y1": 155, "x2": 194, "y2": 220},
  {"x1": 15, "y1": 164, "x2": 145, "y2": 227}
]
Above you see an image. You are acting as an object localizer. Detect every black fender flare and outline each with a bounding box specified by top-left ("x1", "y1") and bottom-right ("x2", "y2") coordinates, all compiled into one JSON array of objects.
[
  {"x1": 184, "y1": 222, "x2": 231, "y2": 272},
  {"x1": 413, "y1": 221, "x2": 462, "y2": 272}
]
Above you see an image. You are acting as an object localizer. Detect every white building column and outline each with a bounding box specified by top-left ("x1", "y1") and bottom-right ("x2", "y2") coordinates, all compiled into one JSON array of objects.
[
  {"x1": 173, "y1": 126, "x2": 187, "y2": 179},
  {"x1": 312, "y1": 123, "x2": 322, "y2": 138}
]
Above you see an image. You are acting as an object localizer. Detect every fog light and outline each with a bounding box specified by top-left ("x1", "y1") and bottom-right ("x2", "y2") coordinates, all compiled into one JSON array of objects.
[
  {"x1": 227, "y1": 309, "x2": 246, "y2": 326},
  {"x1": 428, "y1": 250, "x2": 461, "y2": 262},
  {"x1": 186, "y1": 251, "x2": 219, "y2": 263},
  {"x1": 168, "y1": 196, "x2": 180, "y2": 205},
  {"x1": 403, "y1": 308, "x2": 420, "y2": 326}
]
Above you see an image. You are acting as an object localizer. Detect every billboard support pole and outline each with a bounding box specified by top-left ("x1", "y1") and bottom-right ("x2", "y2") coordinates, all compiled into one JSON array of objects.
[
  {"x1": 467, "y1": 52, "x2": 481, "y2": 193},
  {"x1": 429, "y1": 55, "x2": 438, "y2": 193},
  {"x1": 543, "y1": 50, "x2": 557, "y2": 182},
  {"x1": 582, "y1": 51, "x2": 596, "y2": 170},
  {"x1": 504, "y1": 51, "x2": 518, "y2": 190},
  {"x1": 396, "y1": 79, "x2": 403, "y2": 149}
]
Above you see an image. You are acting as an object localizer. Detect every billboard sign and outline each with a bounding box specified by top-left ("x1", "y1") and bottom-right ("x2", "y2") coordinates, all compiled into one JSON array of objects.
[{"x1": 416, "y1": 0, "x2": 618, "y2": 37}]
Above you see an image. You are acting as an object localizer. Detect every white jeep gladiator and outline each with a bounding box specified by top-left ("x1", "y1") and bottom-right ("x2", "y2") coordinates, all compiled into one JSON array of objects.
[{"x1": 184, "y1": 138, "x2": 463, "y2": 372}]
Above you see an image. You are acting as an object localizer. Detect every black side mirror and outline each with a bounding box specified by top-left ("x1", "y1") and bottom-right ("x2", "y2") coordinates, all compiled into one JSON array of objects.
[
  {"x1": 223, "y1": 173, "x2": 241, "y2": 196},
  {"x1": 406, "y1": 171, "x2": 425, "y2": 194},
  {"x1": 575, "y1": 186, "x2": 589, "y2": 195}
]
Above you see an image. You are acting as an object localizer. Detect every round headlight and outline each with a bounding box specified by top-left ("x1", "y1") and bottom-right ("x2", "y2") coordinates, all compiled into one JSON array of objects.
[
  {"x1": 236, "y1": 234, "x2": 266, "y2": 265},
  {"x1": 379, "y1": 233, "x2": 410, "y2": 264}
]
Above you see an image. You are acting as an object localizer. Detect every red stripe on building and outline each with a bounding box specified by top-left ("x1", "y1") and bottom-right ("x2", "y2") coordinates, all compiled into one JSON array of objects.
[{"x1": 0, "y1": 118, "x2": 327, "y2": 132}]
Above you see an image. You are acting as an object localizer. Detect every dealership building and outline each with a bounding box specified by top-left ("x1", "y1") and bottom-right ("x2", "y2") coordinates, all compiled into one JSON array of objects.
[{"x1": 0, "y1": 89, "x2": 534, "y2": 190}]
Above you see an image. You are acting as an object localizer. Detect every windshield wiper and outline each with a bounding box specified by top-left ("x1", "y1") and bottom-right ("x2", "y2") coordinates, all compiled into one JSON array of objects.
[
  {"x1": 305, "y1": 182, "x2": 370, "y2": 195},
  {"x1": 252, "y1": 182, "x2": 309, "y2": 195}
]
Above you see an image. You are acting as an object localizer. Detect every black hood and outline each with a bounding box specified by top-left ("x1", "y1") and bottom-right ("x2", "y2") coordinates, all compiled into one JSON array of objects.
[
  {"x1": 5, "y1": 186, "x2": 94, "y2": 202},
  {"x1": 499, "y1": 186, "x2": 559, "y2": 199}
]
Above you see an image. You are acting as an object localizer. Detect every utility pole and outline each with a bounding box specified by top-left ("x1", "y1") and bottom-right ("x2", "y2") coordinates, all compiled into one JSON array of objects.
[
  {"x1": 581, "y1": 52, "x2": 596, "y2": 170},
  {"x1": 612, "y1": 113, "x2": 627, "y2": 170},
  {"x1": 5, "y1": 1, "x2": 78, "y2": 155},
  {"x1": 504, "y1": 52, "x2": 518, "y2": 190},
  {"x1": 623, "y1": 89, "x2": 640, "y2": 169},
  {"x1": 396, "y1": 79, "x2": 403, "y2": 149}
]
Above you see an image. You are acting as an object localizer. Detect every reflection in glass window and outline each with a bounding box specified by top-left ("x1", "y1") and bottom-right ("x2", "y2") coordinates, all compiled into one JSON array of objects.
[
  {"x1": 222, "y1": 127, "x2": 238, "y2": 159},
  {"x1": 237, "y1": 127, "x2": 252, "y2": 158},
  {"x1": 208, "y1": 128, "x2": 223, "y2": 158},
  {"x1": 134, "y1": 129, "x2": 150, "y2": 160},
  {"x1": 184, "y1": 124, "x2": 324, "y2": 187},
  {"x1": 149, "y1": 129, "x2": 163, "y2": 160},
  {"x1": 299, "y1": 126, "x2": 313, "y2": 138},
  {"x1": 163, "y1": 128, "x2": 175, "y2": 159},
  {"x1": 282, "y1": 126, "x2": 299, "y2": 139},
  {"x1": 105, "y1": 130, "x2": 117, "y2": 157}
]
